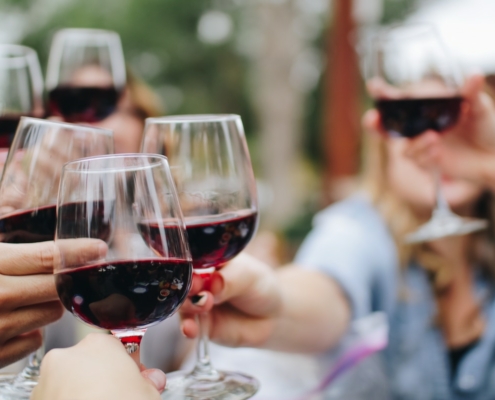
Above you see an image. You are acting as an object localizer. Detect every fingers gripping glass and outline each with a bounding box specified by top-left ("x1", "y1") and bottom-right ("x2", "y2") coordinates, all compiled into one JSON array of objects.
[
  {"x1": 367, "y1": 24, "x2": 487, "y2": 243},
  {"x1": 0, "y1": 117, "x2": 113, "y2": 399},
  {"x1": 142, "y1": 115, "x2": 260, "y2": 399},
  {"x1": 54, "y1": 154, "x2": 192, "y2": 370},
  {"x1": 46, "y1": 28, "x2": 126, "y2": 123}
]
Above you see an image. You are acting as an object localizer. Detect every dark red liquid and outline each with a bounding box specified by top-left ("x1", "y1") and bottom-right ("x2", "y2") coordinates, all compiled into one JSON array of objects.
[
  {"x1": 139, "y1": 210, "x2": 258, "y2": 270},
  {"x1": 0, "y1": 205, "x2": 56, "y2": 243},
  {"x1": 48, "y1": 86, "x2": 120, "y2": 123},
  {"x1": 375, "y1": 97, "x2": 463, "y2": 138},
  {"x1": 0, "y1": 115, "x2": 21, "y2": 148},
  {"x1": 57, "y1": 201, "x2": 113, "y2": 242},
  {"x1": 55, "y1": 258, "x2": 192, "y2": 330}
]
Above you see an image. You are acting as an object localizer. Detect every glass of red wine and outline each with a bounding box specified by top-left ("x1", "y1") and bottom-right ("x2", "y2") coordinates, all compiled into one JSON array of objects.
[
  {"x1": 142, "y1": 115, "x2": 259, "y2": 399},
  {"x1": 0, "y1": 45, "x2": 43, "y2": 172},
  {"x1": 367, "y1": 23, "x2": 487, "y2": 243},
  {"x1": 46, "y1": 28, "x2": 126, "y2": 123},
  {"x1": 54, "y1": 154, "x2": 192, "y2": 368},
  {"x1": 0, "y1": 117, "x2": 113, "y2": 399}
]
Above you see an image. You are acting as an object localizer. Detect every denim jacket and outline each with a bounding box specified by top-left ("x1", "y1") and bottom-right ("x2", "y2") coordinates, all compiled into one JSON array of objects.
[{"x1": 295, "y1": 195, "x2": 495, "y2": 400}]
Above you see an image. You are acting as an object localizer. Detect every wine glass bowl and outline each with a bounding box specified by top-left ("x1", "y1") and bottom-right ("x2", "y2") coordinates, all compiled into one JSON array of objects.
[
  {"x1": 0, "y1": 45, "x2": 43, "y2": 150},
  {"x1": 54, "y1": 154, "x2": 192, "y2": 353},
  {"x1": 46, "y1": 28, "x2": 126, "y2": 123},
  {"x1": 142, "y1": 115, "x2": 259, "y2": 399}
]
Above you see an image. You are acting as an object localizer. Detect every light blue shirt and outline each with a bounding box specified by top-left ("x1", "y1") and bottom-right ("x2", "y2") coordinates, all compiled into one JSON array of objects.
[{"x1": 295, "y1": 195, "x2": 495, "y2": 400}]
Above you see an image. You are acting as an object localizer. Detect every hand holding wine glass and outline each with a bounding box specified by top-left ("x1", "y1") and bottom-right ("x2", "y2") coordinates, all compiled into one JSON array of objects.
[
  {"x1": 0, "y1": 118, "x2": 113, "y2": 399},
  {"x1": 142, "y1": 115, "x2": 259, "y2": 400},
  {"x1": 54, "y1": 154, "x2": 192, "y2": 379},
  {"x1": 366, "y1": 23, "x2": 487, "y2": 243}
]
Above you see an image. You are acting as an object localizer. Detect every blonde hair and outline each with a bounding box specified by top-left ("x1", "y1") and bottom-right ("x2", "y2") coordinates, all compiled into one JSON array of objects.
[{"x1": 360, "y1": 131, "x2": 495, "y2": 294}]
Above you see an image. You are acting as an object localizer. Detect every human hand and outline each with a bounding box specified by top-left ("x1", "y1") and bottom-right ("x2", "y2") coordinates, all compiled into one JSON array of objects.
[
  {"x1": 180, "y1": 253, "x2": 282, "y2": 348},
  {"x1": 31, "y1": 333, "x2": 166, "y2": 400},
  {"x1": 0, "y1": 239, "x2": 105, "y2": 368}
]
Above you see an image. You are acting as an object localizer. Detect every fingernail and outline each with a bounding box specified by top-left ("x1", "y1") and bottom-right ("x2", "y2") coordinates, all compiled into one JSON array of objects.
[
  {"x1": 210, "y1": 273, "x2": 224, "y2": 295},
  {"x1": 191, "y1": 292, "x2": 208, "y2": 307},
  {"x1": 145, "y1": 369, "x2": 167, "y2": 392}
]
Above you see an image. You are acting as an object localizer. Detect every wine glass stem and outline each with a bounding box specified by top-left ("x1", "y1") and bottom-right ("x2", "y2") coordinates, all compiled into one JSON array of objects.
[
  {"x1": 124, "y1": 342, "x2": 141, "y2": 365},
  {"x1": 16, "y1": 328, "x2": 45, "y2": 383},
  {"x1": 433, "y1": 167, "x2": 453, "y2": 217},
  {"x1": 191, "y1": 311, "x2": 219, "y2": 379}
]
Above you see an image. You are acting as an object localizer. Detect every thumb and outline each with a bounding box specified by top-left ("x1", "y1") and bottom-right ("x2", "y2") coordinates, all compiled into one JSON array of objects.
[{"x1": 141, "y1": 369, "x2": 167, "y2": 393}]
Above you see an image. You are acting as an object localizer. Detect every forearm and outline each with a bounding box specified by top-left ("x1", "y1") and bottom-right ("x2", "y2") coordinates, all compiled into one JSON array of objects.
[{"x1": 263, "y1": 266, "x2": 350, "y2": 353}]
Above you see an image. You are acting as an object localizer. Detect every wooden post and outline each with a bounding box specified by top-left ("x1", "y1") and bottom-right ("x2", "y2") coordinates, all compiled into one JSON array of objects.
[{"x1": 323, "y1": 0, "x2": 360, "y2": 204}]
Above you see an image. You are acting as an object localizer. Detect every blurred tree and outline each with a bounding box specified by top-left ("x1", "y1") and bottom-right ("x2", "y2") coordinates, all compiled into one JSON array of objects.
[{"x1": 17, "y1": 0, "x2": 256, "y2": 133}]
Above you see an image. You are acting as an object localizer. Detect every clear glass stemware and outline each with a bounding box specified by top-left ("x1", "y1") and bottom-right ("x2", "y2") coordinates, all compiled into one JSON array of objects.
[{"x1": 142, "y1": 115, "x2": 259, "y2": 400}]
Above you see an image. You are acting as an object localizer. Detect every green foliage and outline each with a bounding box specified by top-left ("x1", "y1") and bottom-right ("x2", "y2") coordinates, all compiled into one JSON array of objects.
[
  {"x1": 381, "y1": 0, "x2": 419, "y2": 24},
  {"x1": 21, "y1": 0, "x2": 256, "y2": 134}
]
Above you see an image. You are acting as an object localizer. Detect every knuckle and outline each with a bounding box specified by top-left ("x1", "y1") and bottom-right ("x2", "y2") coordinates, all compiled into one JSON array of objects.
[{"x1": 38, "y1": 242, "x2": 55, "y2": 271}]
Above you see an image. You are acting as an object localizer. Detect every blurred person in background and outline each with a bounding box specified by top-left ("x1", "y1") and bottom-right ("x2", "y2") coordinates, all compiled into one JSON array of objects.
[{"x1": 180, "y1": 74, "x2": 495, "y2": 399}]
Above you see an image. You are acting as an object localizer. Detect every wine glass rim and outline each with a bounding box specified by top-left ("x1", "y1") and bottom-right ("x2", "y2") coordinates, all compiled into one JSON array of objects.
[
  {"x1": 0, "y1": 44, "x2": 38, "y2": 59},
  {"x1": 19, "y1": 117, "x2": 113, "y2": 136},
  {"x1": 146, "y1": 114, "x2": 241, "y2": 124},
  {"x1": 63, "y1": 153, "x2": 169, "y2": 173},
  {"x1": 54, "y1": 27, "x2": 121, "y2": 39}
]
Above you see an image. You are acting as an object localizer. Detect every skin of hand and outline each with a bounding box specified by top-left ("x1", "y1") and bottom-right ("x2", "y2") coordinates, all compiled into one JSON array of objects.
[
  {"x1": 31, "y1": 333, "x2": 166, "y2": 400},
  {"x1": 180, "y1": 253, "x2": 350, "y2": 353},
  {"x1": 0, "y1": 239, "x2": 105, "y2": 369},
  {"x1": 366, "y1": 74, "x2": 495, "y2": 191}
]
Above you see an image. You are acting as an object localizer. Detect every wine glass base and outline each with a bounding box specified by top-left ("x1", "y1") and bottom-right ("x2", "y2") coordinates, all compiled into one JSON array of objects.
[
  {"x1": 162, "y1": 370, "x2": 259, "y2": 400},
  {"x1": 405, "y1": 215, "x2": 488, "y2": 244},
  {"x1": 0, "y1": 382, "x2": 37, "y2": 400}
]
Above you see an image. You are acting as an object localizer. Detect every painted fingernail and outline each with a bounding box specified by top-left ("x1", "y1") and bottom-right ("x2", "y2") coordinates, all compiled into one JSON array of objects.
[{"x1": 191, "y1": 292, "x2": 208, "y2": 307}]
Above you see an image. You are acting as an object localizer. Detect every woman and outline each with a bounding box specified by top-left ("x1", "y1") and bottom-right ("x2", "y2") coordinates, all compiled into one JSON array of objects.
[{"x1": 180, "y1": 75, "x2": 495, "y2": 399}]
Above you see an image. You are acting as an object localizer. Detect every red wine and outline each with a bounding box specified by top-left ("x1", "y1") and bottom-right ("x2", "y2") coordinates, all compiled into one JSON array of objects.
[
  {"x1": 139, "y1": 210, "x2": 258, "y2": 270},
  {"x1": 375, "y1": 97, "x2": 463, "y2": 138},
  {"x1": 0, "y1": 205, "x2": 56, "y2": 243},
  {"x1": 0, "y1": 115, "x2": 21, "y2": 148},
  {"x1": 57, "y1": 201, "x2": 113, "y2": 243},
  {"x1": 55, "y1": 258, "x2": 192, "y2": 330},
  {"x1": 48, "y1": 86, "x2": 120, "y2": 123}
]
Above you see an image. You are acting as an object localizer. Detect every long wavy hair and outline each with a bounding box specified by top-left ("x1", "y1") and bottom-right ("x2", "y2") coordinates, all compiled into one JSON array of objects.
[{"x1": 360, "y1": 131, "x2": 495, "y2": 294}]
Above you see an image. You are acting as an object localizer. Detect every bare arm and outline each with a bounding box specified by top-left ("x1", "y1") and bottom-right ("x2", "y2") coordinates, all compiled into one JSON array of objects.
[{"x1": 181, "y1": 254, "x2": 351, "y2": 354}]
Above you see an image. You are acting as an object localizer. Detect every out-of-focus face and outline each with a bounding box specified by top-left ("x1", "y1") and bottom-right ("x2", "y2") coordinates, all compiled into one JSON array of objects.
[
  {"x1": 95, "y1": 99, "x2": 144, "y2": 154},
  {"x1": 386, "y1": 138, "x2": 483, "y2": 217}
]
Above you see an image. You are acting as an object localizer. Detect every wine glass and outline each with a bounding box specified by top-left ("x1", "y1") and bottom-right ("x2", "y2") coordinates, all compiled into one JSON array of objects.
[
  {"x1": 0, "y1": 45, "x2": 43, "y2": 173},
  {"x1": 54, "y1": 154, "x2": 192, "y2": 368},
  {"x1": 367, "y1": 23, "x2": 487, "y2": 243},
  {"x1": 46, "y1": 28, "x2": 126, "y2": 123},
  {"x1": 0, "y1": 118, "x2": 113, "y2": 399},
  {"x1": 142, "y1": 115, "x2": 259, "y2": 399}
]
